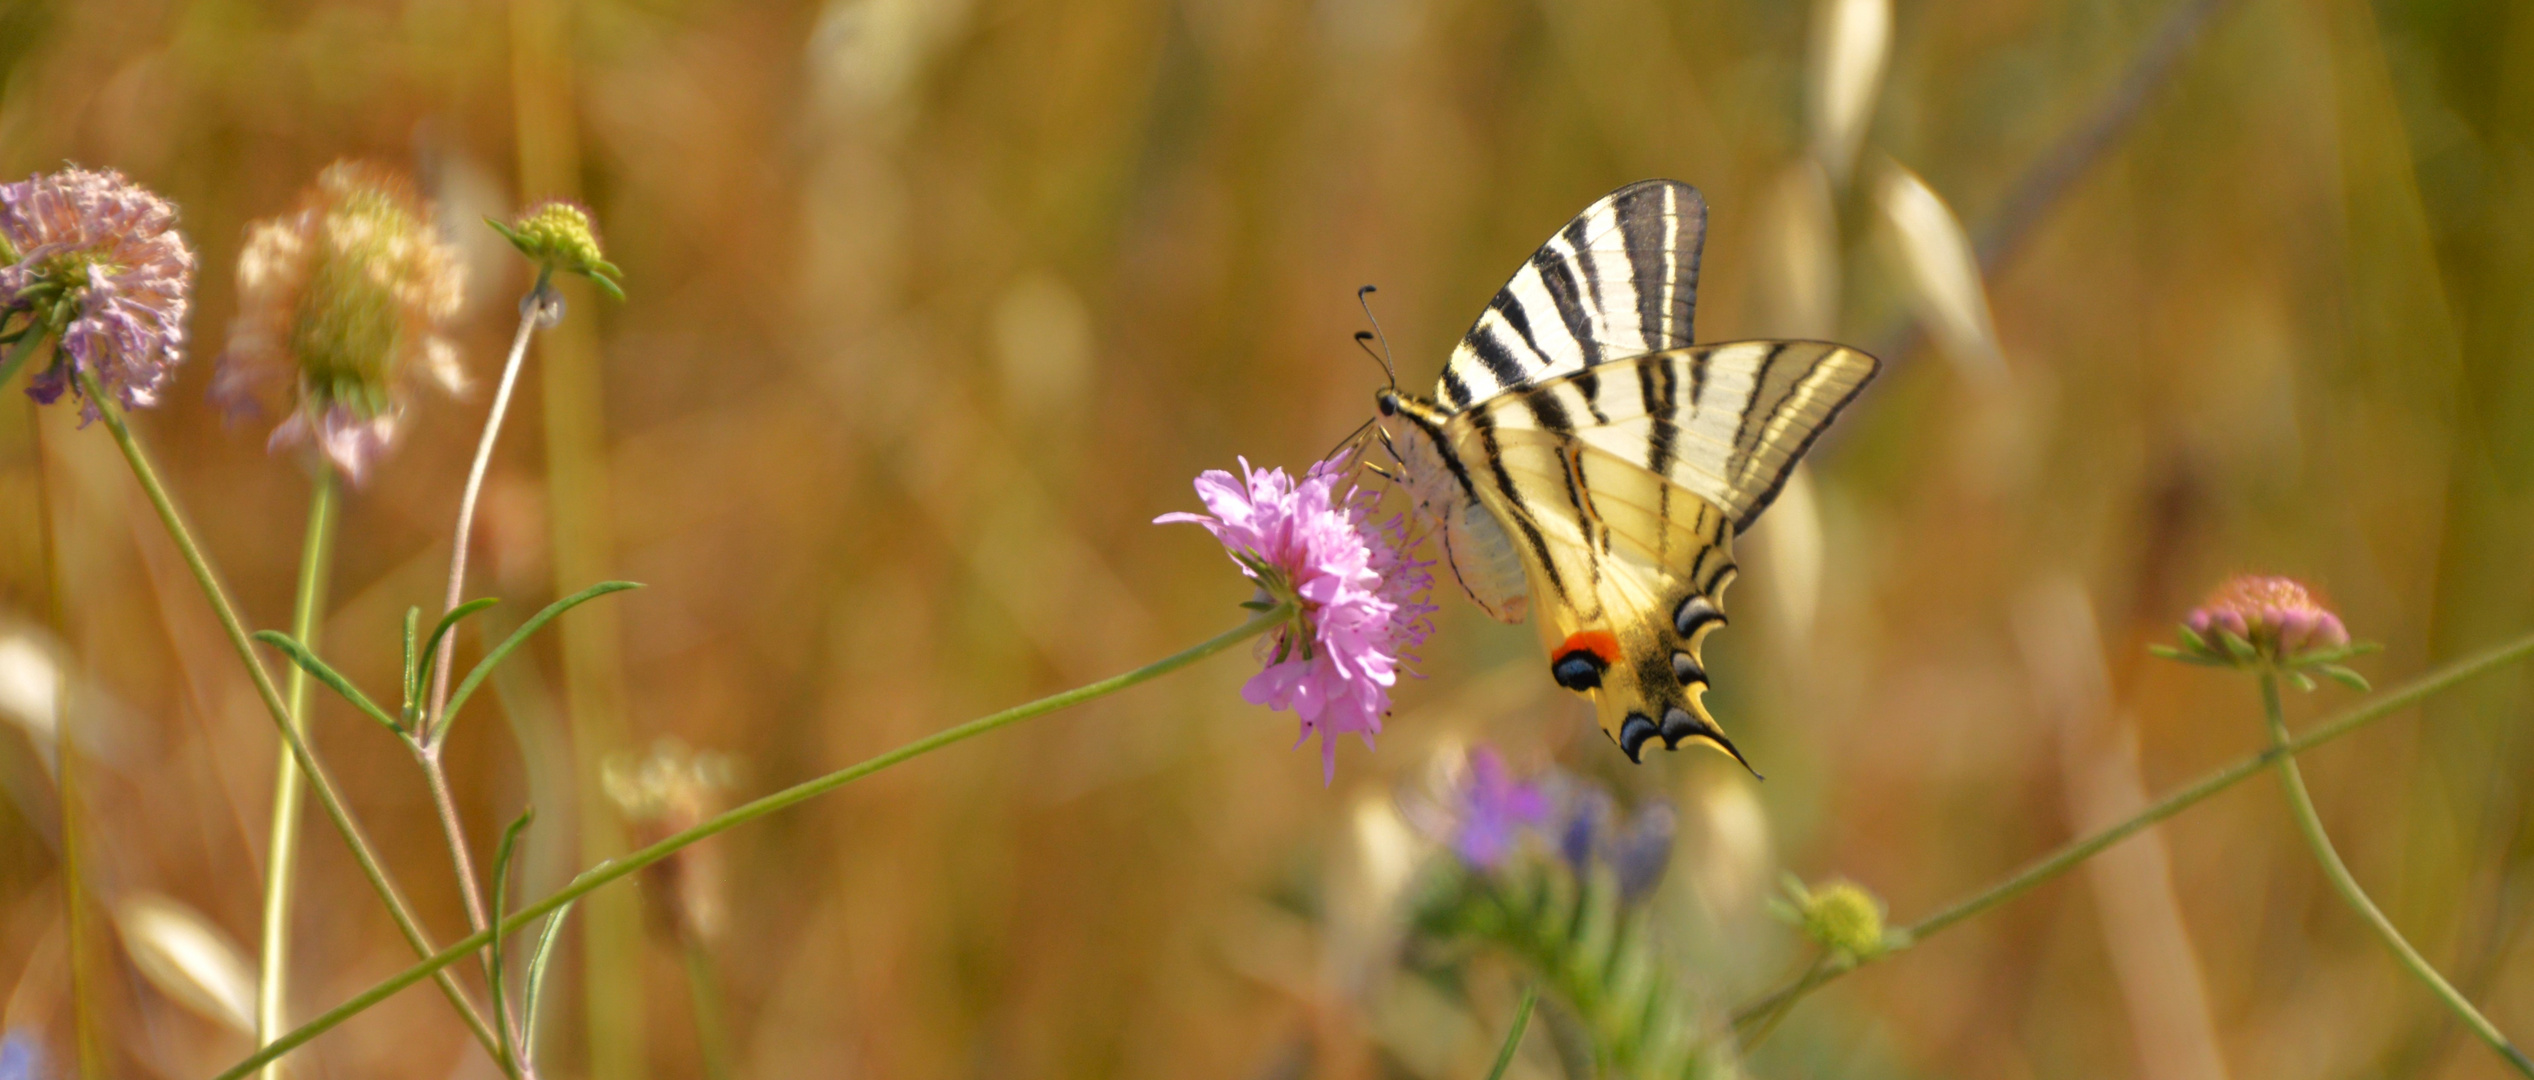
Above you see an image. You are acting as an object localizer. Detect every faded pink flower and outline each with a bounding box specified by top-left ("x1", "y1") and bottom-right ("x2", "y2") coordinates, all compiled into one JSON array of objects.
[
  {"x1": 0, "y1": 166, "x2": 195, "y2": 420},
  {"x1": 210, "y1": 161, "x2": 465, "y2": 483},
  {"x1": 1159, "y1": 454, "x2": 1434, "y2": 783}
]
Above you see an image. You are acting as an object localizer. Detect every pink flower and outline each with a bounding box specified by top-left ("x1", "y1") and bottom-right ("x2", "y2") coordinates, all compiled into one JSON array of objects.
[
  {"x1": 1159, "y1": 454, "x2": 1434, "y2": 783},
  {"x1": 0, "y1": 166, "x2": 195, "y2": 420},
  {"x1": 2185, "y1": 575, "x2": 2350, "y2": 661}
]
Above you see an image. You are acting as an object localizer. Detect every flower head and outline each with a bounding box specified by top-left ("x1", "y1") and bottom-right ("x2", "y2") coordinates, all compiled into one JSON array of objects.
[
  {"x1": 0, "y1": 166, "x2": 195, "y2": 420},
  {"x1": 2156, "y1": 574, "x2": 2374, "y2": 689},
  {"x1": 1158, "y1": 454, "x2": 1434, "y2": 782},
  {"x1": 1436, "y1": 746, "x2": 1552, "y2": 868},
  {"x1": 489, "y1": 200, "x2": 623, "y2": 300},
  {"x1": 1558, "y1": 787, "x2": 1678, "y2": 902},
  {"x1": 210, "y1": 162, "x2": 466, "y2": 483},
  {"x1": 1773, "y1": 876, "x2": 1894, "y2": 960}
]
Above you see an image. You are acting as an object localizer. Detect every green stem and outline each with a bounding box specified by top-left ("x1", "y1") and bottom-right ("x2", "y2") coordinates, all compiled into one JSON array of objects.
[
  {"x1": 1730, "y1": 628, "x2": 2534, "y2": 1036},
  {"x1": 1484, "y1": 984, "x2": 1539, "y2": 1080},
  {"x1": 28, "y1": 375, "x2": 105, "y2": 1080},
  {"x1": 0, "y1": 323, "x2": 49, "y2": 389},
  {"x1": 255, "y1": 468, "x2": 337, "y2": 1079},
  {"x1": 215, "y1": 605, "x2": 1289, "y2": 1080},
  {"x1": 72, "y1": 368, "x2": 504, "y2": 1059},
  {"x1": 679, "y1": 934, "x2": 735, "y2": 1080},
  {"x1": 2260, "y1": 671, "x2": 2534, "y2": 1077}
]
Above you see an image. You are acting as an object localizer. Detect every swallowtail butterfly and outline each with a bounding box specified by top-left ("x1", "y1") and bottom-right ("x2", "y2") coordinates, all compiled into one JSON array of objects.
[{"x1": 1376, "y1": 180, "x2": 1879, "y2": 766}]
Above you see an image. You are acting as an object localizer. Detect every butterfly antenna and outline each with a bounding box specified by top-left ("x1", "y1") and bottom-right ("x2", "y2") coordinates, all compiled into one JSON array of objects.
[
  {"x1": 1322, "y1": 416, "x2": 1379, "y2": 469},
  {"x1": 1355, "y1": 285, "x2": 1398, "y2": 388}
]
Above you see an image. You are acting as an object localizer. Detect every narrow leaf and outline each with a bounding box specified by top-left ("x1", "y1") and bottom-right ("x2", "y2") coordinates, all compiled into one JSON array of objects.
[
  {"x1": 2317, "y1": 664, "x2": 2373, "y2": 692},
  {"x1": 416, "y1": 596, "x2": 503, "y2": 709},
  {"x1": 253, "y1": 631, "x2": 401, "y2": 733},
  {"x1": 489, "y1": 808, "x2": 536, "y2": 1078},
  {"x1": 401, "y1": 607, "x2": 421, "y2": 713},
  {"x1": 2175, "y1": 624, "x2": 2211, "y2": 653},
  {"x1": 521, "y1": 898, "x2": 579, "y2": 1070},
  {"x1": 443, "y1": 582, "x2": 641, "y2": 732}
]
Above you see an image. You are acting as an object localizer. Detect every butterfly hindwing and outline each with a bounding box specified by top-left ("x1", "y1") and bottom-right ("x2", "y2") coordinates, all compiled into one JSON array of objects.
[{"x1": 1438, "y1": 180, "x2": 1707, "y2": 408}]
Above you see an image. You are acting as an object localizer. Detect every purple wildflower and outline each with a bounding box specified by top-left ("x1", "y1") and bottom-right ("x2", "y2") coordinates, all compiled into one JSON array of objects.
[
  {"x1": 1449, "y1": 747, "x2": 1552, "y2": 868},
  {"x1": 0, "y1": 1030, "x2": 37, "y2": 1080},
  {"x1": 1559, "y1": 788, "x2": 1677, "y2": 902},
  {"x1": 1158, "y1": 454, "x2": 1435, "y2": 782},
  {"x1": 0, "y1": 166, "x2": 195, "y2": 420},
  {"x1": 210, "y1": 162, "x2": 465, "y2": 483},
  {"x1": 2185, "y1": 575, "x2": 2349, "y2": 659}
]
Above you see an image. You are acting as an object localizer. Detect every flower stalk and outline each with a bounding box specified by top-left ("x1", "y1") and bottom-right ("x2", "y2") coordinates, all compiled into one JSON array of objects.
[
  {"x1": 71, "y1": 365, "x2": 503, "y2": 1059},
  {"x1": 1730, "y1": 625, "x2": 2534, "y2": 1042},
  {"x1": 2259, "y1": 671, "x2": 2534, "y2": 1077},
  {"x1": 254, "y1": 467, "x2": 337, "y2": 1079},
  {"x1": 215, "y1": 604, "x2": 1291, "y2": 1079}
]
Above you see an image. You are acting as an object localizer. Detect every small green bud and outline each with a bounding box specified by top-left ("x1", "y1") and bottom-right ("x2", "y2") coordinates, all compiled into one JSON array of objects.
[
  {"x1": 1774, "y1": 876, "x2": 1891, "y2": 960},
  {"x1": 488, "y1": 201, "x2": 624, "y2": 300}
]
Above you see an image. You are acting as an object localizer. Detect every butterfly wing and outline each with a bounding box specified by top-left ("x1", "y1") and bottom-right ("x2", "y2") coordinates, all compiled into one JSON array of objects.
[
  {"x1": 1441, "y1": 343, "x2": 1878, "y2": 763},
  {"x1": 1436, "y1": 180, "x2": 1707, "y2": 409}
]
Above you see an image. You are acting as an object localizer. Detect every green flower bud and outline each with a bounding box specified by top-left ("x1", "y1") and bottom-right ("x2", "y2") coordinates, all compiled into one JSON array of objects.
[
  {"x1": 488, "y1": 200, "x2": 624, "y2": 299},
  {"x1": 1773, "y1": 876, "x2": 1893, "y2": 960}
]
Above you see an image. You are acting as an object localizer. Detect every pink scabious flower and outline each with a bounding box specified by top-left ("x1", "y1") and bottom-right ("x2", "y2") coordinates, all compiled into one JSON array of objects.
[
  {"x1": 209, "y1": 161, "x2": 465, "y2": 484},
  {"x1": 2158, "y1": 574, "x2": 2373, "y2": 689},
  {"x1": 1158, "y1": 454, "x2": 1435, "y2": 783},
  {"x1": 0, "y1": 166, "x2": 195, "y2": 420}
]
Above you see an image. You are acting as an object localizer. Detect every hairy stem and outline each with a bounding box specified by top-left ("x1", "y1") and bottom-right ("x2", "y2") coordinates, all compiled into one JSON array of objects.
[
  {"x1": 255, "y1": 468, "x2": 337, "y2": 1079},
  {"x1": 217, "y1": 605, "x2": 1289, "y2": 1079},
  {"x1": 1730, "y1": 628, "x2": 2534, "y2": 1037},
  {"x1": 2260, "y1": 672, "x2": 2534, "y2": 1077},
  {"x1": 74, "y1": 368, "x2": 503, "y2": 1059}
]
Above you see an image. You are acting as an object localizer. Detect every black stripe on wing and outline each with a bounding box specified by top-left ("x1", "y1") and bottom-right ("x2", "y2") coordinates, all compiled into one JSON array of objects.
[{"x1": 1437, "y1": 180, "x2": 1708, "y2": 407}]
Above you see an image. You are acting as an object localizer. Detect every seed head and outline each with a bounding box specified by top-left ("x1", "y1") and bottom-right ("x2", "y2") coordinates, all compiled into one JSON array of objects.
[
  {"x1": 0, "y1": 166, "x2": 195, "y2": 420},
  {"x1": 211, "y1": 162, "x2": 466, "y2": 483}
]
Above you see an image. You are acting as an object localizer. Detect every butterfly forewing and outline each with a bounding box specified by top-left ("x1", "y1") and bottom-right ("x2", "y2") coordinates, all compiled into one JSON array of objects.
[{"x1": 1438, "y1": 180, "x2": 1707, "y2": 408}]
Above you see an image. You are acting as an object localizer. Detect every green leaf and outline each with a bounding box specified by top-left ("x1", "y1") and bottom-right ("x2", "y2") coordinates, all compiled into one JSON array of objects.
[
  {"x1": 401, "y1": 607, "x2": 421, "y2": 713},
  {"x1": 2175, "y1": 624, "x2": 2210, "y2": 653},
  {"x1": 2218, "y1": 630, "x2": 2258, "y2": 663},
  {"x1": 521, "y1": 898, "x2": 579, "y2": 1069},
  {"x1": 442, "y1": 582, "x2": 642, "y2": 733},
  {"x1": 489, "y1": 808, "x2": 535, "y2": 1078},
  {"x1": 2289, "y1": 670, "x2": 2317, "y2": 692},
  {"x1": 2147, "y1": 644, "x2": 2187, "y2": 660},
  {"x1": 2316, "y1": 664, "x2": 2373, "y2": 692},
  {"x1": 416, "y1": 596, "x2": 504, "y2": 713},
  {"x1": 253, "y1": 631, "x2": 403, "y2": 734}
]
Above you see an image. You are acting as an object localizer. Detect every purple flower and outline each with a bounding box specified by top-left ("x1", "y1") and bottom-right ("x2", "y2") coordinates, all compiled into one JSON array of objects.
[
  {"x1": 1159, "y1": 454, "x2": 1434, "y2": 783},
  {"x1": 0, "y1": 1030, "x2": 39, "y2": 1080},
  {"x1": 1558, "y1": 788, "x2": 1677, "y2": 902},
  {"x1": 1450, "y1": 747, "x2": 1552, "y2": 867},
  {"x1": 210, "y1": 162, "x2": 465, "y2": 483},
  {"x1": 0, "y1": 166, "x2": 195, "y2": 420}
]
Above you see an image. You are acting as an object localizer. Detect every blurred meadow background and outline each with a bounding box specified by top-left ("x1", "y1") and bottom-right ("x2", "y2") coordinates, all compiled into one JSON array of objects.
[{"x1": 3, "y1": 0, "x2": 2534, "y2": 1076}]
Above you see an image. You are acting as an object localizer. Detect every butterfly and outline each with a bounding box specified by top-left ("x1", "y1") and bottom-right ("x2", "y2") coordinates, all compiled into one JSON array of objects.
[{"x1": 1374, "y1": 180, "x2": 1879, "y2": 766}]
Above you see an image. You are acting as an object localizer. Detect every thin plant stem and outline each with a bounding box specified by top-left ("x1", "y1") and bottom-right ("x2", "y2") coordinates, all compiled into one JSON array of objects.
[
  {"x1": 425, "y1": 272, "x2": 551, "y2": 743},
  {"x1": 415, "y1": 279, "x2": 554, "y2": 1064},
  {"x1": 255, "y1": 467, "x2": 337, "y2": 1080},
  {"x1": 1730, "y1": 627, "x2": 2534, "y2": 1037},
  {"x1": 1484, "y1": 983, "x2": 1539, "y2": 1080},
  {"x1": 679, "y1": 935, "x2": 735, "y2": 1080},
  {"x1": 0, "y1": 322, "x2": 49, "y2": 387},
  {"x1": 2259, "y1": 671, "x2": 2534, "y2": 1078},
  {"x1": 217, "y1": 605, "x2": 1289, "y2": 1080},
  {"x1": 71, "y1": 367, "x2": 504, "y2": 1058},
  {"x1": 26, "y1": 374, "x2": 105, "y2": 1080}
]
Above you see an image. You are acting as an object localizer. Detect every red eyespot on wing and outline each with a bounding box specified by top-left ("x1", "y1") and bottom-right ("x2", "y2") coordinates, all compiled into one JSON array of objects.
[{"x1": 1557, "y1": 630, "x2": 1621, "y2": 666}]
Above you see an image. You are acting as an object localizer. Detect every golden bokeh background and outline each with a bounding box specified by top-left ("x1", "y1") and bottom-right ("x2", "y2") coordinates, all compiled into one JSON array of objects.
[{"x1": 2, "y1": 0, "x2": 2532, "y2": 1076}]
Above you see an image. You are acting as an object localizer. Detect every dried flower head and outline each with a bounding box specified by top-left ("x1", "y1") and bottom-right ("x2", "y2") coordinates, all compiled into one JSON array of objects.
[
  {"x1": 211, "y1": 162, "x2": 466, "y2": 483},
  {"x1": 489, "y1": 200, "x2": 624, "y2": 300},
  {"x1": 1158, "y1": 454, "x2": 1435, "y2": 783},
  {"x1": 1772, "y1": 876, "x2": 1895, "y2": 960},
  {"x1": 0, "y1": 166, "x2": 195, "y2": 419},
  {"x1": 603, "y1": 738, "x2": 739, "y2": 941},
  {"x1": 2155, "y1": 574, "x2": 2375, "y2": 690}
]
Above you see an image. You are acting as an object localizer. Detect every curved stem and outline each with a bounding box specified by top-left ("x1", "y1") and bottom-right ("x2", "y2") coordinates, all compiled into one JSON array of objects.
[
  {"x1": 1730, "y1": 628, "x2": 2534, "y2": 1036},
  {"x1": 74, "y1": 368, "x2": 503, "y2": 1058},
  {"x1": 1484, "y1": 983, "x2": 1539, "y2": 1080},
  {"x1": 216, "y1": 605, "x2": 1288, "y2": 1080},
  {"x1": 425, "y1": 274, "x2": 549, "y2": 745},
  {"x1": 255, "y1": 469, "x2": 337, "y2": 1079},
  {"x1": 2260, "y1": 672, "x2": 2534, "y2": 1078}
]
